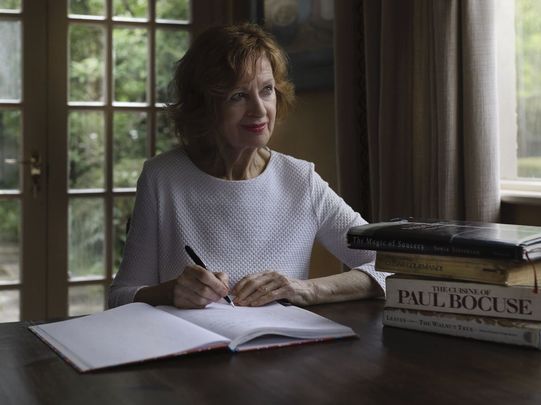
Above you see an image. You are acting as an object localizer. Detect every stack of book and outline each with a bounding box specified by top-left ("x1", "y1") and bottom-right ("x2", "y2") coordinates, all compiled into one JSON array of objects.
[{"x1": 347, "y1": 218, "x2": 541, "y2": 349}]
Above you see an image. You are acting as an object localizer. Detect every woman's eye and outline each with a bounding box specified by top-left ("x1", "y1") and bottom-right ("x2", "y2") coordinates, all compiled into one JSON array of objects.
[
  {"x1": 230, "y1": 92, "x2": 246, "y2": 102},
  {"x1": 262, "y1": 85, "x2": 274, "y2": 96}
]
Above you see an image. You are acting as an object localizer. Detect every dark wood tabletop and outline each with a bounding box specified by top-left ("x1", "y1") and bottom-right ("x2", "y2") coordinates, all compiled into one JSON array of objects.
[{"x1": 2, "y1": 299, "x2": 541, "y2": 405}]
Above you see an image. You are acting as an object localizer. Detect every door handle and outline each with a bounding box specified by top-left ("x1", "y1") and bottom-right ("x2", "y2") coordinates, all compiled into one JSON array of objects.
[{"x1": 20, "y1": 151, "x2": 42, "y2": 198}]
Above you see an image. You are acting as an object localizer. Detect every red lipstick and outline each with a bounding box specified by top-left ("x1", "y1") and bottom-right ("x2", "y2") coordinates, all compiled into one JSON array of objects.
[{"x1": 241, "y1": 123, "x2": 267, "y2": 133}]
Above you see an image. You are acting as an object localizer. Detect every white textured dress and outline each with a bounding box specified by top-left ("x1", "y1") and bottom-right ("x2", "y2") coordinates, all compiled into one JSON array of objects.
[{"x1": 108, "y1": 148, "x2": 387, "y2": 308}]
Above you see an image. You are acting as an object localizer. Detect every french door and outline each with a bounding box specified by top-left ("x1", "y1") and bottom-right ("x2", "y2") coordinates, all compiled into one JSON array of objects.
[{"x1": 0, "y1": 0, "x2": 191, "y2": 321}]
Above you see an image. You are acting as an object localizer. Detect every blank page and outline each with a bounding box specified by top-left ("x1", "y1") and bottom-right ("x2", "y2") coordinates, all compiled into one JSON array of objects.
[
  {"x1": 30, "y1": 303, "x2": 230, "y2": 372},
  {"x1": 158, "y1": 302, "x2": 356, "y2": 350}
]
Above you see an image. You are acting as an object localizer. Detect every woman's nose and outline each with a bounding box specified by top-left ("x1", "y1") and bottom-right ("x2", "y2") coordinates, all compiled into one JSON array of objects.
[{"x1": 247, "y1": 96, "x2": 265, "y2": 117}]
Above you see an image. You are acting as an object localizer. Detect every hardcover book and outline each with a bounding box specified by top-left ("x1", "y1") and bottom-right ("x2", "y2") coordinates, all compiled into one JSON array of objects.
[
  {"x1": 385, "y1": 275, "x2": 541, "y2": 321},
  {"x1": 376, "y1": 251, "x2": 537, "y2": 286},
  {"x1": 29, "y1": 301, "x2": 356, "y2": 372},
  {"x1": 383, "y1": 306, "x2": 541, "y2": 350},
  {"x1": 347, "y1": 218, "x2": 541, "y2": 261}
]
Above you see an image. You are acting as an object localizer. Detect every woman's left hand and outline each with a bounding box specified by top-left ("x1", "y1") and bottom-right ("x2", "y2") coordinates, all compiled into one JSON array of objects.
[{"x1": 231, "y1": 271, "x2": 315, "y2": 307}]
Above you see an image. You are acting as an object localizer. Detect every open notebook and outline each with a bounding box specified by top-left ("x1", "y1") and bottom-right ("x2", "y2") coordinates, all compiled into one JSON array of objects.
[{"x1": 29, "y1": 301, "x2": 357, "y2": 372}]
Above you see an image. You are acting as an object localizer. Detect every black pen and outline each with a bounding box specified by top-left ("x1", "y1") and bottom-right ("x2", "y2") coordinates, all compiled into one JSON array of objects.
[{"x1": 184, "y1": 245, "x2": 235, "y2": 307}]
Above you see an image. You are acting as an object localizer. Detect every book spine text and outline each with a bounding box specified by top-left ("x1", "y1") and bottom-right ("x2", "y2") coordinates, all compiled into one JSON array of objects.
[
  {"x1": 375, "y1": 254, "x2": 510, "y2": 284},
  {"x1": 348, "y1": 235, "x2": 521, "y2": 260},
  {"x1": 383, "y1": 307, "x2": 541, "y2": 349},
  {"x1": 386, "y1": 277, "x2": 541, "y2": 321}
]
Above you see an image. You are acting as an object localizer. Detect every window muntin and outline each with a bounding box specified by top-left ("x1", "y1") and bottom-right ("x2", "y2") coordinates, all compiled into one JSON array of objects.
[{"x1": 66, "y1": 0, "x2": 188, "y2": 315}]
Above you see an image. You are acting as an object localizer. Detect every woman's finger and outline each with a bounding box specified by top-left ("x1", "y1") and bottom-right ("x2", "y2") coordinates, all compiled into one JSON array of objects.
[
  {"x1": 184, "y1": 265, "x2": 228, "y2": 296},
  {"x1": 175, "y1": 266, "x2": 226, "y2": 307},
  {"x1": 213, "y1": 272, "x2": 230, "y2": 290},
  {"x1": 248, "y1": 286, "x2": 290, "y2": 307},
  {"x1": 232, "y1": 272, "x2": 273, "y2": 301},
  {"x1": 234, "y1": 273, "x2": 286, "y2": 305},
  {"x1": 173, "y1": 282, "x2": 212, "y2": 308}
]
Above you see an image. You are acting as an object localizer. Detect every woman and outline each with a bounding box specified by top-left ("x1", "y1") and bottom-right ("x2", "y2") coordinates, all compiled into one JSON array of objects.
[{"x1": 108, "y1": 23, "x2": 387, "y2": 309}]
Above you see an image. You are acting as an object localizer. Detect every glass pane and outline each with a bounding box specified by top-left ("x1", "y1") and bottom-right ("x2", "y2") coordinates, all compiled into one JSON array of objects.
[
  {"x1": 156, "y1": 110, "x2": 178, "y2": 154},
  {"x1": 114, "y1": 28, "x2": 148, "y2": 103},
  {"x1": 0, "y1": 290, "x2": 19, "y2": 322},
  {"x1": 69, "y1": 0, "x2": 105, "y2": 16},
  {"x1": 516, "y1": 0, "x2": 541, "y2": 178},
  {"x1": 113, "y1": 0, "x2": 147, "y2": 18},
  {"x1": 68, "y1": 111, "x2": 105, "y2": 189},
  {"x1": 156, "y1": 0, "x2": 190, "y2": 21},
  {"x1": 0, "y1": 110, "x2": 21, "y2": 190},
  {"x1": 156, "y1": 28, "x2": 189, "y2": 103},
  {"x1": 69, "y1": 284, "x2": 104, "y2": 316},
  {"x1": 69, "y1": 24, "x2": 105, "y2": 102},
  {"x1": 0, "y1": 0, "x2": 21, "y2": 11},
  {"x1": 0, "y1": 200, "x2": 20, "y2": 282},
  {"x1": 113, "y1": 196, "x2": 134, "y2": 275},
  {"x1": 0, "y1": 21, "x2": 21, "y2": 101},
  {"x1": 113, "y1": 111, "x2": 147, "y2": 188},
  {"x1": 68, "y1": 197, "x2": 104, "y2": 278}
]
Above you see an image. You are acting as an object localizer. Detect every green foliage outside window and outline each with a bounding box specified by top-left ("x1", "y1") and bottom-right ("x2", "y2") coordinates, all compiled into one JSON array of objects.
[
  {"x1": 113, "y1": 196, "x2": 135, "y2": 273},
  {"x1": 113, "y1": 112, "x2": 147, "y2": 188},
  {"x1": 157, "y1": 0, "x2": 190, "y2": 21},
  {"x1": 69, "y1": 24, "x2": 105, "y2": 102},
  {"x1": 69, "y1": 0, "x2": 104, "y2": 16},
  {"x1": 0, "y1": 111, "x2": 20, "y2": 243},
  {"x1": 114, "y1": 28, "x2": 148, "y2": 102},
  {"x1": 0, "y1": 0, "x2": 21, "y2": 11},
  {"x1": 69, "y1": 111, "x2": 105, "y2": 189},
  {"x1": 516, "y1": 0, "x2": 541, "y2": 177},
  {"x1": 113, "y1": 0, "x2": 147, "y2": 18},
  {"x1": 64, "y1": 2, "x2": 189, "y2": 277},
  {"x1": 0, "y1": 110, "x2": 20, "y2": 190},
  {"x1": 68, "y1": 198, "x2": 104, "y2": 278},
  {"x1": 68, "y1": 0, "x2": 190, "y2": 20},
  {"x1": 0, "y1": 201, "x2": 19, "y2": 244}
]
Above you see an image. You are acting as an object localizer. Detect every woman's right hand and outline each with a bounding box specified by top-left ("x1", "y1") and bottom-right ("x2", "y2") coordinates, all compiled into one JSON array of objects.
[
  {"x1": 172, "y1": 265, "x2": 230, "y2": 308},
  {"x1": 134, "y1": 265, "x2": 230, "y2": 308}
]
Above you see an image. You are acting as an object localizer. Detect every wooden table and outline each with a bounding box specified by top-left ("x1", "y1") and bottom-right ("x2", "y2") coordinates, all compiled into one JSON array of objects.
[{"x1": 2, "y1": 299, "x2": 541, "y2": 405}]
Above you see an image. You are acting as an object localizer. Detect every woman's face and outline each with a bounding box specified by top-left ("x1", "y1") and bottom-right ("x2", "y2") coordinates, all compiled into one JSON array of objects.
[{"x1": 219, "y1": 57, "x2": 277, "y2": 151}]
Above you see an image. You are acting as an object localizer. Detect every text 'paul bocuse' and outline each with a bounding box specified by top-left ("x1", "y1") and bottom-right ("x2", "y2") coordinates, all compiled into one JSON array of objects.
[{"x1": 397, "y1": 289, "x2": 532, "y2": 315}]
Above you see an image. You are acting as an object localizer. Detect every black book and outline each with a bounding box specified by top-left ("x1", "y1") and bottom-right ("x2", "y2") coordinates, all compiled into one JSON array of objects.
[{"x1": 347, "y1": 218, "x2": 541, "y2": 261}]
